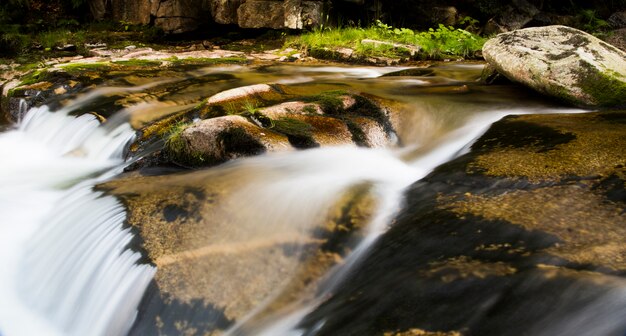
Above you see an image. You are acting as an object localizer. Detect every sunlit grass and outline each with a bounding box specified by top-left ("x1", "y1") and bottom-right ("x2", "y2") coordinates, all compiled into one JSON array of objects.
[{"x1": 285, "y1": 21, "x2": 487, "y2": 60}]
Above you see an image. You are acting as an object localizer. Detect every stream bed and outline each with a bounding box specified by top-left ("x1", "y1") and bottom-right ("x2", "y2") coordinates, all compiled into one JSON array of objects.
[{"x1": 1, "y1": 62, "x2": 624, "y2": 336}]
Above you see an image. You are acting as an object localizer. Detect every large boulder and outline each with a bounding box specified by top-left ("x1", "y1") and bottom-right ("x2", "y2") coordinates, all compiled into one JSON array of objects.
[{"x1": 483, "y1": 25, "x2": 626, "y2": 108}]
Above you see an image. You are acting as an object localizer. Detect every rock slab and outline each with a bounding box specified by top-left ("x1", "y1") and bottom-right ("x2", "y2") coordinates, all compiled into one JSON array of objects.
[{"x1": 483, "y1": 25, "x2": 626, "y2": 108}]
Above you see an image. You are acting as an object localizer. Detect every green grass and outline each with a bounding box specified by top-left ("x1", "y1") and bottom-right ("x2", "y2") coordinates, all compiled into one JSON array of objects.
[
  {"x1": 18, "y1": 69, "x2": 51, "y2": 86},
  {"x1": 285, "y1": 20, "x2": 487, "y2": 60},
  {"x1": 0, "y1": 20, "x2": 164, "y2": 57},
  {"x1": 167, "y1": 56, "x2": 249, "y2": 66},
  {"x1": 112, "y1": 59, "x2": 163, "y2": 67},
  {"x1": 60, "y1": 62, "x2": 111, "y2": 73}
]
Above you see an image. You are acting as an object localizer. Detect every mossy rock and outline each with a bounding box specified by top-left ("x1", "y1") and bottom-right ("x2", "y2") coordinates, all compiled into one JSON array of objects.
[
  {"x1": 149, "y1": 87, "x2": 398, "y2": 169},
  {"x1": 483, "y1": 25, "x2": 626, "y2": 108}
]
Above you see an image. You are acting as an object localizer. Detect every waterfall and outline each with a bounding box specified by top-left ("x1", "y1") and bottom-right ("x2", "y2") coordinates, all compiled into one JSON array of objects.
[{"x1": 0, "y1": 106, "x2": 155, "y2": 336}]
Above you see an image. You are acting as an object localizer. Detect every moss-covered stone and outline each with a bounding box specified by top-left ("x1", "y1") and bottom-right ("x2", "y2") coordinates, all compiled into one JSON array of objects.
[
  {"x1": 483, "y1": 25, "x2": 626, "y2": 108},
  {"x1": 577, "y1": 62, "x2": 626, "y2": 107}
]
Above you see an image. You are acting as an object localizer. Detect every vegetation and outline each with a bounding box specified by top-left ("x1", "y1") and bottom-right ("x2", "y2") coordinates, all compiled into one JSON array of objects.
[
  {"x1": 285, "y1": 19, "x2": 487, "y2": 60},
  {"x1": 166, "y1": 56, "x2": 249, "y2": 66},
  {"x1": 164, "y1": 120, "x2": 208, "y2": 166},
  {"x1": 577, "y1": 9, "x2": 611, "y2": 35}
]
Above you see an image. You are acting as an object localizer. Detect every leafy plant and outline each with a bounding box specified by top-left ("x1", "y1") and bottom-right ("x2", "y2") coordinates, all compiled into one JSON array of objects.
[
  {"x1": 578, "y1": 9, "x2": 610, "y2": 33},
  {"x1": 286, "y1": 20, "x2": 485, "y2": 60}
]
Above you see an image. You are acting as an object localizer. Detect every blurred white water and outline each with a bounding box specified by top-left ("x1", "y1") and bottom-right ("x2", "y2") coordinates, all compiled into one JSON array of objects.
[{"x1": 0, "y1": 106, "x2": 154, "y2": 336}]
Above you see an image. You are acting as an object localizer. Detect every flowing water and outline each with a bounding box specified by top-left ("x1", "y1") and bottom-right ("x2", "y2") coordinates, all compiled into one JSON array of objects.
[{"x1": 0, "y1": 63, "x2": 588, "y2": 336}]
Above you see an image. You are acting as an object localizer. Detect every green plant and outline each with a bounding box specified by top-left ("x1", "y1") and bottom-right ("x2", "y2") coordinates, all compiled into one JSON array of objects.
[
  {"x1": 578, "y1": 9, "x2": 610, "y2": 33},
  {"x1": 415, "y1": 24, "x2": 485, "y2": 59},
  {"x1": 286, "y1": 20, "x2": 485, "y2": 61}
]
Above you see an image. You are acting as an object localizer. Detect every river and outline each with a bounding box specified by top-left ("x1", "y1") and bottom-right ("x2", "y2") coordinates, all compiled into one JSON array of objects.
[{"x1": 0, "y1": 63, "x2": 588, "y2": 336}]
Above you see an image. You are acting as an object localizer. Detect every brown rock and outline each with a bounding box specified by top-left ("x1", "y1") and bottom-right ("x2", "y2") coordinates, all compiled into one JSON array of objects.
[
  {"x1": 111, "y1": 0, "x2": 151, "y2": 25},
  {"x1": 153, "y1": 0, "x2": 202, "y2": 33},
  {"x1": 210, "y1": 0, "x2": 242, "y2": 24},
  {"x1": 174, "y1": 115, "x2": 291, "y2": 165},
  {"x1": 237, "y1": 0, "x2": 285, "y2": 29}
]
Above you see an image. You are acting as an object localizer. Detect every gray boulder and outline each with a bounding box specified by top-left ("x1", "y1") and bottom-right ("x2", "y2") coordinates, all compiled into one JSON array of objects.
[{"x1": 483, "y1": 25, "x2": 626, "y2": 108}]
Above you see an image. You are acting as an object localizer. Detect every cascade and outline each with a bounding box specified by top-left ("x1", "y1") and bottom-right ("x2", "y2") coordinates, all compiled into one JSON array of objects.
[{"x1": 0, "y1": 105, "x2": 154, "y2": 336}]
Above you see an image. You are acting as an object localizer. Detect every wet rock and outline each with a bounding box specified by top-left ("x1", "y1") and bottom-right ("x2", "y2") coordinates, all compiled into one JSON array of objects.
[
  {"x1": 206, "y1": 84, "x2": 276, "y2": 105},
  {"x1": 482, "y1": 0, "x2": 539, "y2": 35},
  {"x1": 608, "y1": 11, "x2": 626, "y2": 29},
  {"x1": 382, "y1": 67, "x2": 435, "y2": 77},
  {"x1": 168, "y1": 115, "x2": 291, "y2": 166},
  {"x1": 296, "y1": 111, "x2": 626, "y2": 336},
  {"x1": 99, "y1": 170, "x2": 376, "y2": 335},
  {"x1": 479, "y1": 63, "x2": 510, "y2": 85},
  {"x1": 55, "y1": 44, "x2": 77, "y2": 52},
  {"x1": 483, "y1": 25, "x2": 626, "y2": 107}
]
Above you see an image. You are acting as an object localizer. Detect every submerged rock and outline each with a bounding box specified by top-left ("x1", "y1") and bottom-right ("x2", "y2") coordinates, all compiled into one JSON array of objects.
[
  {"x1": 295, "y1": 111, "x2": 626, "y2": 335},
  {"x1": 99, "y1": 171, "x2": 376, "y2": 335},
  {"x1": 483, "y1": 25, "x2": 626, "y2": 108}
]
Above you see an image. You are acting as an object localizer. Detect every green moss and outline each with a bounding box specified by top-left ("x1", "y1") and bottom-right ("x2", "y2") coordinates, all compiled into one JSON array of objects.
[
  {"x1": 302, "y1": 90, "x2": 349, "y2": 114},
  {"x1": 300, "y1": 90, "x2": 394, "y2": 141},
  {"x1": 302, "y1": 104, "x2": 318, "y2": 114},
  {"x1": 345, "y1": 119, "x2": 368, "y2": 147},
  {"x1": 168, "y1": 57, "x2": 249, "y2": 67},
  {"x1": 164, "y1": 121, "x2": 208, "y2": 166},
  {"x1": 272, "y1": 117, "x2": 314, "y2": 138},
  {"x1": 112, "y1": 59, "x2": 163, "y2": 67},
  {"x1": 577, "y1": 62, "x2": 626, "y2": 107},
  {"x1": 60, "y1": 62, "x2": 111, "y2": 73},
  {"x1": 15, "y1": 62, "x2": 42, "y2": 72},
  {"x1": 219, "y1": 127, "x2": 266, "y2": 157},
  {"x1": 271, "y1": 117, "x2": 318, "y2": 148},
  {"x1": 19, "y1": 69, "x2": 51, "y2": 86}
]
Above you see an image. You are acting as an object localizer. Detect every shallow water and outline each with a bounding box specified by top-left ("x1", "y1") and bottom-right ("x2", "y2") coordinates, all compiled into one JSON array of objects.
[{"x1": 0, "y1": 63, "x2": 589, "y2": 336}]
